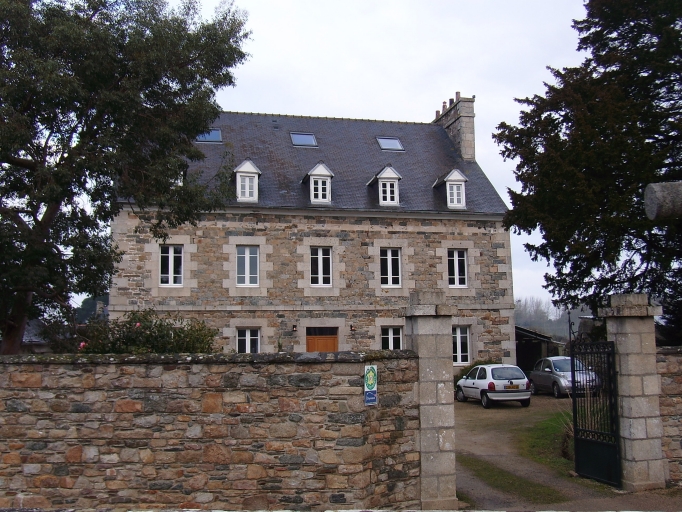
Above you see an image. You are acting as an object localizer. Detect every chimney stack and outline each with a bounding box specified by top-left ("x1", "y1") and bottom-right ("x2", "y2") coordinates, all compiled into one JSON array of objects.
[{"x1": 433, "y1": 92, "x2": 476, "y2": 161}]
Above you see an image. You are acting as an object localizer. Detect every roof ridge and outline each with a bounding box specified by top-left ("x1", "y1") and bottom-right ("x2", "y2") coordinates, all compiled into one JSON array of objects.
[{"x1": 220, "y1": 111, "x2": 432, "y2": 125}]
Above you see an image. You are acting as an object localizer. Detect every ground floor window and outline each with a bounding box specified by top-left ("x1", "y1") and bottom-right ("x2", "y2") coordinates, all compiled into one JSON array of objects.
[
  {"x1": 453, "y1": 326, "x2": 470, "y2": 363},
  {"x1": 381, "y1": 327, "x2": 402, "y2": 350},
  {"x1": 237, "y1": 328, "x2": 259, "y2": 353}
]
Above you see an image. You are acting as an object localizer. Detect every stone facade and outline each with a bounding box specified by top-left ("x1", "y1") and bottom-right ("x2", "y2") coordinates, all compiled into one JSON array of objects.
[
  {"x1": 110, "y1": 209, "x2": 515, "y2": 364},
  {"x1": 0, "y1": 352, "x2": 419, "y2": 510},
  {"x1": 434, "y1": 93, "x2": 476, "y2": 161},
  {"x1": 657, "y1": 346, "x2": 682, "y2": 483}
]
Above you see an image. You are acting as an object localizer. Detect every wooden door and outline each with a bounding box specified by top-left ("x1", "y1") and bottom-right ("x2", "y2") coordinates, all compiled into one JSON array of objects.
[{"x1": 306, "y1": 335, "x2": 338, "y2": 352}]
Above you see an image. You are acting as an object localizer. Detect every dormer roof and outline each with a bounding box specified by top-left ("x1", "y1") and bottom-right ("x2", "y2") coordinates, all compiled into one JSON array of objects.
[
  {"x1": 432, "y1": 168, "x2": 467, "y2": 188},
  {"x1": 366, "y1": 165, "x2": 402, "y2": 187},
  {"x1": 234, "y1": 158, "x2": 262, "y2": 175},
  {"x1": 301, "y1": 161, "x2": 334, "y2": 183}
]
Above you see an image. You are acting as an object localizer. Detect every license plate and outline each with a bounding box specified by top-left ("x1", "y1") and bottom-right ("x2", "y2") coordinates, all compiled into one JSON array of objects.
[{"x1": 504, "y1": 384, "x2": 519, "y2": 389}]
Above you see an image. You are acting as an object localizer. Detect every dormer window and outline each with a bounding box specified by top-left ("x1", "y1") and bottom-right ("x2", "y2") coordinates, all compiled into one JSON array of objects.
[
  {"x1": 234, "y1": 159, "x2": 262, "y2": 203},
  {"x1": 376, "y1": 137, "x2": 404, "y2": 151},
  {"x1": 196, "y1": 128, "x2": 222, "y2": 143},
  {"x1": 291, "y1": 132, "x2": 318, "y2": 147},
  {"x1": 305, "y1": 162, "x2": 334, "y2": 203},
  {"x1": 433, "y1": 169, "x2": 467, "y2": 209},
  {"x1": 367, "y1": 165, "x2": 402, "y2": 206}
]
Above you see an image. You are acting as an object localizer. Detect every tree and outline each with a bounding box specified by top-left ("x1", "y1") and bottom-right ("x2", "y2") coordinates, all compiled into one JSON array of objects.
[
  {"x1": 0, "y1": 0, "x2": 248, "y2": 354},
  {"x1": 494, "y1": 0, "x2": 682, "y2": 334}
]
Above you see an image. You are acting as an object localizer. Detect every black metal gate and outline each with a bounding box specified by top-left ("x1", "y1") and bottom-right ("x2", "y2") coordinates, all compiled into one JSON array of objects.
[{"x1": 570, "y1": 335, "x2": 621, "y2": 487}]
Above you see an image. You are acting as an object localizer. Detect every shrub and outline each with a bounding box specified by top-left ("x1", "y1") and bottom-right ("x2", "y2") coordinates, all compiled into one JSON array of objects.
[{"x1": 73, "y1": 310, "x2": 218, "y2": 354}]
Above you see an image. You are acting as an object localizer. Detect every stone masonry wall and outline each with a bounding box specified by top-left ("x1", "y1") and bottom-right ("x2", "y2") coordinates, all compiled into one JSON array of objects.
[
  {"x1": 110, "y1": 209, "x2": 515, "y2": 363},
  {"x1": 0, "y1": 352, "x2": 420, "y2": 511},
  {"x1": 657, "y1": 346, "x2": 682, "y2": 482}
]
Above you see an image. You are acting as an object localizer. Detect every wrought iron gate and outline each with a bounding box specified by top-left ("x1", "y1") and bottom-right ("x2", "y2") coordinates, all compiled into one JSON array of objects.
[{"x1": 570, "y1": 335, "x2": 621, "y2": 487}]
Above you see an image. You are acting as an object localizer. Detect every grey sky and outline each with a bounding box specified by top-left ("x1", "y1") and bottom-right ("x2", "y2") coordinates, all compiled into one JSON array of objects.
[{"x1": 201, "y1": 0, "x2": 588, "y2": 303}]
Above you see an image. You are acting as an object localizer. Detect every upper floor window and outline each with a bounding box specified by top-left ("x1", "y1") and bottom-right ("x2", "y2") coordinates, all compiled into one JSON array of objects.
[
  {"x1": 237, "y1": 246, "x2": 259, "y2": 286},
  {"x1": 448, "y1": 182, "x2": 465, "y2": 208},
  {"x1": 380, "y1": 248, "x2": 401, "y2": 287},
  {"x1": 367, "y1": 165, "x2": 401, "y2": 206},
  {"x1": 160, "y1": 245, "x2": 183, "y2": 286},
  {"x1": 310, "y1": 247, "x2": 332, "y2": 286},
  {"x1": 196, "y1": 128, "x2": 222, "y2": 143},
  {"x1": 291, "y1": 132, "x2": 317, "y2": 147},
  {"x1": 234, "y1": 159, "x2": 261, "y2": 203},
  {"x1": 381, "y1": 180, "x2": 399, "y2": 205},
  {"x1": 382, "y1": 327, "x2": 402, "y2": 350},
  {"x1": 448, "y1": 249, "x2": 467, "y2": 287},
  {"x1": 305, "y1": 162, "x2": 334, "y2": 204},
  {"x1": 237, "y1": 328, "x2": 260, "y2": 353},
  {"x1": 376, "y1": 137, "x2": 404, "y2": 151},
  {"x1": 453, "y1": 326, "x2": 470, "y2": 364},
  {"x1": 432, "y1": 169, "x2": 467, "y2": 209}
]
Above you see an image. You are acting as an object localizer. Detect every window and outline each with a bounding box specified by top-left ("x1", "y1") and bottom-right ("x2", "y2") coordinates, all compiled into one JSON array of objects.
[
  {"x1": 310, "y1": 247, "x2": 332, "y2": 286},
  {"x1": 448, "y1": 249, "x2": 467, "y2": 287},
  {"x1": 237, "y1": 246, "x2": 259, "y2": 286},
  {"x1": 196, "y1": 128, "x2": 222, "y2": 142},
  {"x1": 291, "y1": 132, "x2": 317, "y2": 147},
  {"x1": 237, "y1": 329, "x2": 260, "y2": 353},
  {"x1": 448, "y1": 182, "x2": 465, "y2": 208},
  {"x1": 376, "y1": 137, "x2": 404, "y2": 151},
  {"x1": 381, "y1": 327, "x2": 402, "y2": 350},
  {"x1": 311, "y1": 177, "x2": 330, "y2": 202},
  {"x1": 380, "y1": 248, "x2": 401, "y2": 287},
  {"x1": 380, "y1": 180, "x2": 399, "y2": 205},
  {"x1": 453, "y1": 326, "x2": 470, "y2": 364},
  {"x1": 160, "y1": 245, "x2": 183, "y2": 285},
  {"x1": 239, "y1": 175, "x2": 256, "y2": 201}
]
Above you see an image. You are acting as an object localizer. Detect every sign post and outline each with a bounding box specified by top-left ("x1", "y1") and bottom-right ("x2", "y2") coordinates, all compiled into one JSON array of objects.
[{"x1": 364, "y1": 365, "x2": 377, "y2": 406}]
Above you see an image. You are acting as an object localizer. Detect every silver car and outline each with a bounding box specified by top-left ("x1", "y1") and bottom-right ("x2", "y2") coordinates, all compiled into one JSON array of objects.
[
  {"x1": 528, "y1": 356, "x2": 601, "y2": 398},
  {"x1": 456, "y1": 364, "x2": 531, "y2": 408}
]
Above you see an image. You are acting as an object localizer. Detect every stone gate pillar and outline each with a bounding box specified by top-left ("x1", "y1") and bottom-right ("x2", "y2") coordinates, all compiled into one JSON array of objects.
[
  {"x1": 599, "y1": 294, "x2": 667, "y2": 490},
  {"x1": 404, "y1": 291, "x2": 457, "y2": 510}
]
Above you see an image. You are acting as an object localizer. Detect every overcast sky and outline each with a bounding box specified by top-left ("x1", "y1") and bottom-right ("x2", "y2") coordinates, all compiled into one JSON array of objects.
[{"x1": 199, "y1": 0, "x2": 589, "y2": 304}]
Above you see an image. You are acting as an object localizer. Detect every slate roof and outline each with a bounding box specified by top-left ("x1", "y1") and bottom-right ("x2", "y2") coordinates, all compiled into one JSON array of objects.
[{"x1": 191, "y1": 112, "x2": 507, "y2": 215}]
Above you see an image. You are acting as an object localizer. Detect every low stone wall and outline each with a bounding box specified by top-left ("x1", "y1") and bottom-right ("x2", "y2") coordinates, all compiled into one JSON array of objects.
[
  {"x1": 657, "y1": 346, "x2": 682, "y2": 483},
  {"x1": 0, "y1": 351, "x2": 420, "y2": 511}
]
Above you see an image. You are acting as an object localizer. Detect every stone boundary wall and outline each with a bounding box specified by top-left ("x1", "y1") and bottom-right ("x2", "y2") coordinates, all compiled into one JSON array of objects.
[
  {"x1": 657, "y1": 346, "x2": 682, "y2": 483},
  {"x1": 0, "y1": 352, "x2": 420, "y2": 511}
]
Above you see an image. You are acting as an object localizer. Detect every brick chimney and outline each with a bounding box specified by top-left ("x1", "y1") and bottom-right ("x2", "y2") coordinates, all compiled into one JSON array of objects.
[{"x1": 433, "y1": 92, "x2": 476, "y2": 161}]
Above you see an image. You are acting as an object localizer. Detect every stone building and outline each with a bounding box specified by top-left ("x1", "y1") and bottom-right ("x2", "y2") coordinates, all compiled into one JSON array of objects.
[{"x1": 110, "y1": 93, "x2": 515, "y2": 366}]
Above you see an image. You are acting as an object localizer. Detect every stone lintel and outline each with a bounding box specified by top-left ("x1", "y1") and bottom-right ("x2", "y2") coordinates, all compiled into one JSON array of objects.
[
  {"x1": 406, "y1": 304, "x2": 437, "y2": 317},
  {"x1": 599, "y1": 305, "x2": 663, "y2": 318}
]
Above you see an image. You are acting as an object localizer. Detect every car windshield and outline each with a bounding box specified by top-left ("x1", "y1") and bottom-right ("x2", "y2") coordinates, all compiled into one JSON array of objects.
[{"x1": 491, "y1": 367, "x2": 525, "y2": 380}]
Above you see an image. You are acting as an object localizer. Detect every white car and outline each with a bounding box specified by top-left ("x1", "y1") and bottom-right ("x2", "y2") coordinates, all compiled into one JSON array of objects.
[{"x1": 456, "y1": 364, "x2": 531, "y2": 408}]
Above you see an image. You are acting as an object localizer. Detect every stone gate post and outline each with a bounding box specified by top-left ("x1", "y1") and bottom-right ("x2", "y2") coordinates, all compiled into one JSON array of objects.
[
  {"x1": 404, "y1": 291, "x2": 458, "y2": 510},
  {"x1": 599, "y1": 294, "x2": 667, "y2": 490}
]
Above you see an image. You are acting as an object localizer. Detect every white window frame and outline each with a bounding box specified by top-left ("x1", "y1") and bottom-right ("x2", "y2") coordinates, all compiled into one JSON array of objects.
[
  {"x1": 310, "y1": 247, "x2": 332, "y2": 286},
  {"x1": 160, "y1": 245, "x2": 183, "y2": 286},
  {"x1": 236, "y1": 246, "x2": 259, "y2": 286},
  {"x1": 237, "y1": 328, "x2": 260, "y2": 353},
  {"x1": 237, "y1": 174, "x2": 257, "y2": 202},
  {"x1": 380, "y1": 248, "x2": 401, "y2": 287},
  {"x1": 381, "y1": 327, "x2": 402, "y2": 350},
  {"x1": 448, "y1": 249, "x2": 468, "y2": 287},
  {"x1": 453, "y1": 326, "x2": 470, "y2": 364},
  {"x1": 311, "y1": 177, "x2": 331, "y2": 203},
  {"x1": 447, "y1": 182, "x2": 465, "y2": 209},
  {"x1": 379, "y1": 180, "x2": 399, "y2": 205}
]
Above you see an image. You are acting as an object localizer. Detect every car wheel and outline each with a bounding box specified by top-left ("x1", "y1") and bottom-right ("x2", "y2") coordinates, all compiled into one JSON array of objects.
[
  {"x1": 520, "y1": 398, "x2": 530, "y2": 407},
  {"x1": 456, "y1": 387, "x2": 468, "y2": 402},
  {"x1": 481, "y1": 392, "x2": 491, "y2": 409},
  {"x1": 529, "y1": 381, "x2": 537, "y2": 395},
  {"x1": 552, "y1": 382, "x2": 562, "y2": 399}
]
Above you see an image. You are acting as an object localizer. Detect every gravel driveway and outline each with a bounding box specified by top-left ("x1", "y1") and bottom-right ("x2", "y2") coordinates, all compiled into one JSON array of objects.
[{"x1": 454, "y1": 393, "x2": 681, "y2": 511}]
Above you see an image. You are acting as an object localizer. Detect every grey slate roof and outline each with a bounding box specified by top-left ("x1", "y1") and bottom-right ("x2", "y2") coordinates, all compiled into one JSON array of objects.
[{"x1": 192, "y1": 112, "x2": 507, "y2": 215}]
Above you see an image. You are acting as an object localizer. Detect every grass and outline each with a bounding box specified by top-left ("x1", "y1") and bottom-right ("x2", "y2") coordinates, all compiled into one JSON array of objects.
[
  {"x1": 457, "y1": 453, "x2": 569, "y2": 504},
  {"x1": 516, "y1": 410, "x2": 575, "y2": 475}
]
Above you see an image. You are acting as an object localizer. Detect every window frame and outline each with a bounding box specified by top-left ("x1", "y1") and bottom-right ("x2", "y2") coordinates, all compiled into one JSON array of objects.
[
  {"x1": 380, "y1": 248, "x2": 401, "y2": 287},
  {"x1": 236, "y1": 246, "x2": 259, "y2": 287},
  {"x1": 311, "y1": 177, "x2": 331, "y2": 203},
  {"x1": 453, "y1": 326, "x2": 470, "y2": 365},
  {"x1": 448, "y1": 249, "x2": 468, "y2": 287},
  {"x1": 237, "y1": 328, "x2": 260, "y2": 353},
  {"x1": 376, "y1": 137, "x2": 404, "y2": 151},
  {"x1": 310, "y1": 247, "x2": 332, "y2": 286},
  {"x1": 160, "y1": 245, "x2": 183, "y2": 286},
  {"x1": 196, "y1": 128, "x2": 222, "y2": 143},
  {"x1": 290, "y1": 132, "x2": 318, "y2": 147},
  {"x1": 381, "y1": 327, "x2": 402, "y2": 350},
  {"x1": 447, "y1": 182, "x2": 466, "y2": 209},
  {"x1": 237, "y1": 173, "x2": 257, "y2": 202}
]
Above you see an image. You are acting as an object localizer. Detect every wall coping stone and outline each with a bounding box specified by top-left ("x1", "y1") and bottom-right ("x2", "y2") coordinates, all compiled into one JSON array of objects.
[
  {"x1": 657, "y1": 346, "x2": 682, "y2": 355},
  {"x1": 0, "y1": 349, "x2": 418, "y2": 366}
]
